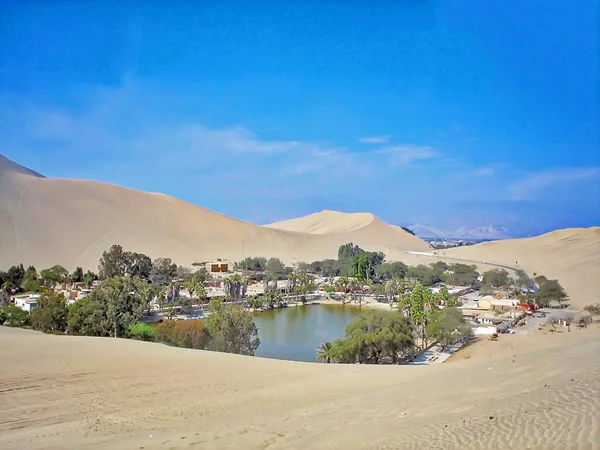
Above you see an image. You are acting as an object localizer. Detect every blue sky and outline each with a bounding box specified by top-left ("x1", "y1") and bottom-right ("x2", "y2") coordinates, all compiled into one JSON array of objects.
[{"x1": 1, "y1": 1, "x2": 598, "y2": 237}]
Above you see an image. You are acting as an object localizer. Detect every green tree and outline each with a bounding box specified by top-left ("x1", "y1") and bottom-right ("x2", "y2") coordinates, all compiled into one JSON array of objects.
[
  {"x1": 128, "y1": 322, "x2": 156, "y2": 341},
  {"x1": 0, "y1": 305, "x2": 29, "y2": 327},
  {"x1": 123, "y1": 252, "x2": 153, "y2": 280},
  {"x1": 0, "y1": 285, "x2": 10, "y2": 307},
  {"x1": 400, "y1": 282, "x2": 437, "y2": 349},
  {"x1": 71, "y1": 266, "x2": 84, "y2": 284},
  {"x1": 67, "y1": 297, "x2": 105, "y2": 336},
  {"x1": 30, "y1": 291, "x2": 68, "y2": 333},
  {"x1": 338, "y1": 242, "x2": 365, "y2": 260},
  {"x1": 98, "y1": 244, "x2": 128, "y2": 279},
  {"x1": 85, "y1": 277, "x2": 146, "y2": 338},
  {"x1": 266, "y1": 257, "x2": 285, "y2": 277},
  {"x1": 425, "y1": 307, "x2": 469, "y2": 350},
  {"x1": 83, "y1": 270, "x2": 98, "y2": 288},
  {"x1": 316, "y1": 341, "x2": 339, "y2": 363},
  {"x1": 482, "y1": 269, "x2": 511, "y2": 289},
  {"x1": 223, "y1": 274, "x2": 248, "y2": 303},
  {"x1": 352, "y1": 251, "x2": 385, "y2": 283},
  {"x1": 237, "y1": 257, "x2": 268, "y2": 271},
  {"x1": 4, "y1": 264, "x2": 26, "y2": 291},
  {"x1": 39, "y1": 265, "x2": 69, "y2": 288},
  {"x1": 534, "y1": 277, "x2": 568, "y2": 307},
  {"x1": 149, "y1": 257, "x2": 178, "y2": 286},
  {"x1": 333, "y1": 310, "x2": 414, "y2": 364},
  {"x1": 205, "y1": 299, "x2": 260, "y2": 356},
  {"x1": 376, "y1": 261, "x2": 408, "y2": 281},
  {"x1": 295, "y1": 272, "x2": 315, "y2": 304}
]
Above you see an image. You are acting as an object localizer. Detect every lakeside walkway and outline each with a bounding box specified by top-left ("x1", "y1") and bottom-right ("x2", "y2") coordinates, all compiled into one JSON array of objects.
[{"x1": 408, "y1": 339, "x2": 468, "y2": 365}]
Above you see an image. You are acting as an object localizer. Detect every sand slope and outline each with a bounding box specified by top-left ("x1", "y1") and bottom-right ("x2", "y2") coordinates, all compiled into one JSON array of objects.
[
  {"x1": 0, "y1": 155, "x2": 430, "y2": 271},
  {"x1": 442, "y1": 228, "x2": 600, "y2": 308},
  {"x1": 266, "y1": 210, "x2": 379, "y2": 234},
  {"x1": 0, "y1": 325, "x2": 598, "y2": 449}
]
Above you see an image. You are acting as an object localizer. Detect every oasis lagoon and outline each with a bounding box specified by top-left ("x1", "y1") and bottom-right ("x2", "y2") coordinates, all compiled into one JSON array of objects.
[{"x1": 253, "y1": 304, "x2": 363, "y2": 362}]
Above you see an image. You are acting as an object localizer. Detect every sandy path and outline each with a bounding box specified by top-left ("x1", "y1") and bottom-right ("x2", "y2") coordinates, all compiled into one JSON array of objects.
[{"x1": 1, "y1": 326, "x2": 598, "y2": 450}]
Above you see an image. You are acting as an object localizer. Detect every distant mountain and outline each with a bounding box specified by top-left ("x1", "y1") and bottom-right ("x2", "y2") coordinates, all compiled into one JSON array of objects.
[{"x1": 407, "y1": 223, "x2": 512, "y2": 240}]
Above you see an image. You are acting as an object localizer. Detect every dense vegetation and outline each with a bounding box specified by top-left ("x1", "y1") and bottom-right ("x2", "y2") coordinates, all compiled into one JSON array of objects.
[{"x1": 1, "y1": 241, "x2": 571, "y2": 364}]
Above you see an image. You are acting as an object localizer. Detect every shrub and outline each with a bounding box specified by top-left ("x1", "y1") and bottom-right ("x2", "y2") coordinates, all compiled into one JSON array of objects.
[
  {"x1": 128, "y1": 322, "x2": 156, "y2": 341},
  {"x1": 0, "y1": 305, "x2": 29, "y2": 327},
  {"x1": 173, "y1": 320, "x2": 209, "y2": 349},
  {"x1": 155, "y1": 320, "x2": 177, "y2": 345},
  {"x1": 156, "y1": 319, "x2": 208, "y2": 349},
  {"x1": 30, "y1": 292, "x2": 68, "y2": 333}
]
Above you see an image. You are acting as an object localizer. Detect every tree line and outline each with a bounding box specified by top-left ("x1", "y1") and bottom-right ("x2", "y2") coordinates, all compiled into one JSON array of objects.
[{"x1": 316, "y1": 282, "x2": 471, "y2": 364}]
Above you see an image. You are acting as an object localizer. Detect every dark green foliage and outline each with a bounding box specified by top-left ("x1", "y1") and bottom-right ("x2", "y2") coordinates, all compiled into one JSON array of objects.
[
  {"x1": 328, "y1": 310, "x2": 415, "y2": 364},
  {"x1": 337, "y1": 242, "x2": 365, "y2": 260},
  {"x1": 67, "y1": 277, "x2": 146, "y2": 338},
  {"x1": 98, "y1": 244, "x2": 127, "y2": 279},
  {"x1": 128, "y1": 322, "x2": 156, "y2": 341},
  {"x1": 149, "y1": 257, "x2": 178, "y2": 286},
  {"x1": 266, "y1": 257, "x2": 285, "y2": 276},
  {"x1": 71, "y1": 266, "x2": 84, "y2": 283},
  {"x1": 124, "y1": 252, "x2": 153, "y2": 280},
  {"x1": 237, "y1": 257, "x2": 268, "y2": 271},
  {"x1": 444, "y1": 264, "x2": 480, "y2": 287},
  {"x1": 482, "y1": 269, "x2": 511, "y2": 288},
  {"x1": 39, "y1": 265, "x2": 69, "y2": 287},
  {"x1": 98, "y1": 245, "x2": 154, "y2": 281},
  {"x1": 0, "y1": 305, "x2": 29, "y2": 327},
  {"x1": 406, "y1": 265, "x2": 441, "y2": 286},
  {"x1": 30, "y1": 292, "x2": 68, "y2": 333},
  {"x1": 83, "y1": 270, "x2": 98, "y2": 287},
  {"x1": 534, "y1": 277, "x2": 568, "y2": 307},
  {"x1": 0, "y1": 288, "x2": 10, "y2": 307},
  {"x1": 352, "y1": 251, "x2": 385, "y2": 282},
  {"x1": 67, "y1": 298, "x2": 105, "y2": 336},
  {"x1": 376, "y1": 261, "x2": 408, "y2": 280},
  {"x1": 205, "y1": 299, "x2": 260, "y2": 355},
  {"x1": 425, "y1": 307, "x2": 469, "y2": 349},
  {"x1": 3, "y1": 264, "x2": 25, "y2": 291}
]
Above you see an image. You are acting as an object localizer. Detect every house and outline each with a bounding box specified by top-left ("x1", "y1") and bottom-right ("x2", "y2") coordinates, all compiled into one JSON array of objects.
[
  {"x1": 14, "y1": 294, "x2": 40, "y2": 313},
  {"x1": 477, "y1": 296, "x2": 519, "y2": 311},
  {"x1": 472, "y1": 325, "x2": 498, "y2": 336},
  {"x1": 205, "y1": 260, "x2": 231, "y2": 274}
]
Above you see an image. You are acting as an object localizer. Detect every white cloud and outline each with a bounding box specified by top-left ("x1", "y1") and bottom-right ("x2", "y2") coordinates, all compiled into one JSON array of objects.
[
  {"x1": 469, "y1": 164, "x2": 504, "y2": 177},
  {"x1": 508, "y1": 167, "x2": 600, "y2": 200},
  {"x1": 376, "y1": 145, "x2": 438, "y2": 166},
  {"x1": 358, "y1": 135, "x2": 393, "y2": 144}
]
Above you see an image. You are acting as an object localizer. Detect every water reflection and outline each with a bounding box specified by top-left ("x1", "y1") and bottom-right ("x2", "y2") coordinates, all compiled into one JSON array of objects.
[{"x1": 253, "y1": 304, "x2": 363, "y2": 362}]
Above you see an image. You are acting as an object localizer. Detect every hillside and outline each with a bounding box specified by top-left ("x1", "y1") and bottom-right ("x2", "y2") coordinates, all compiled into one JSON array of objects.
[
  {"x1": 1, "y1": 325, "x2": 598, "y2": 449},
  {"x1": 0, "y1": 155, "x2": 431, "y2": 271},
  {"x1": 443, "y1": 227, "x2": 600, "y2": 308},
  {"x1": 265, "y1": 210, "x2": 378, "y2": 234}
]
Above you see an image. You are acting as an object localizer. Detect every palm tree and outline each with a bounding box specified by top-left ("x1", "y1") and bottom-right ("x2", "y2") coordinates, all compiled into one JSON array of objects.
[
  {"x1": 158, "y1": 287, "x2": 167, "y2": 311},
  {"x1": 316, "y1": 341, "x2": 338, "y2": 363},
  {"x1": 223, "y1": 274, "x2": 248, "y2": 304}
]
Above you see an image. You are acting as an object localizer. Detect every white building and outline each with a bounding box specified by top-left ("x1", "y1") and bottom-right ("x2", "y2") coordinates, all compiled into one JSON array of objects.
[
  {"x1": 472, "y1": 325, "x2": 498, "y2": 336},
  {"x1": 14, "y1": 294, "x2": 40, "y2": 313}
]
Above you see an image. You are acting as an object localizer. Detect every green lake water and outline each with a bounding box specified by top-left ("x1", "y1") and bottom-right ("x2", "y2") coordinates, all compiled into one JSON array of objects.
[{"x1": 253, "y1": 304, "x2": 363, "y2": 362}]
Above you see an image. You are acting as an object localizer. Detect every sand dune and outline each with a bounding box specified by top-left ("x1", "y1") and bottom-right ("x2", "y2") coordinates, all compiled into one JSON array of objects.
[
  {"x1": 442, "y1": 228, "x2": 600, "y2": 309},
  {"x1": 266, "y1": 210, "x2": 378, "y2": 234},
  {"x1": 0, "y1": 154, "x2": 430, "y2": 271},
  {"x1": 2, "y1": 153, "x2": 598, "y2": 308},
  {"x1": 0, "y1": 325, "x2": 598, "y2": 449}
]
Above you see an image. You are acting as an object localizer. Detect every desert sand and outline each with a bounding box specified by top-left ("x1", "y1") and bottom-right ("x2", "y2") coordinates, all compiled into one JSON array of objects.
[
  {"x1": 2, "y1": 153, "x2": 599, "y2": 307},
  {"x1": 1, "y1": 325, "x2": 598, "y2": 450},
  {"x1": 0, "y1": 154, "x2": 430, "y2": 271}
]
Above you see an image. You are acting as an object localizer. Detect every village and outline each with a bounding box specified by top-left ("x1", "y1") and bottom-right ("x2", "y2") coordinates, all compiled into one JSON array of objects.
[{"x1": 9, "y1": 256, "x2": 590, "y2": 350}]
